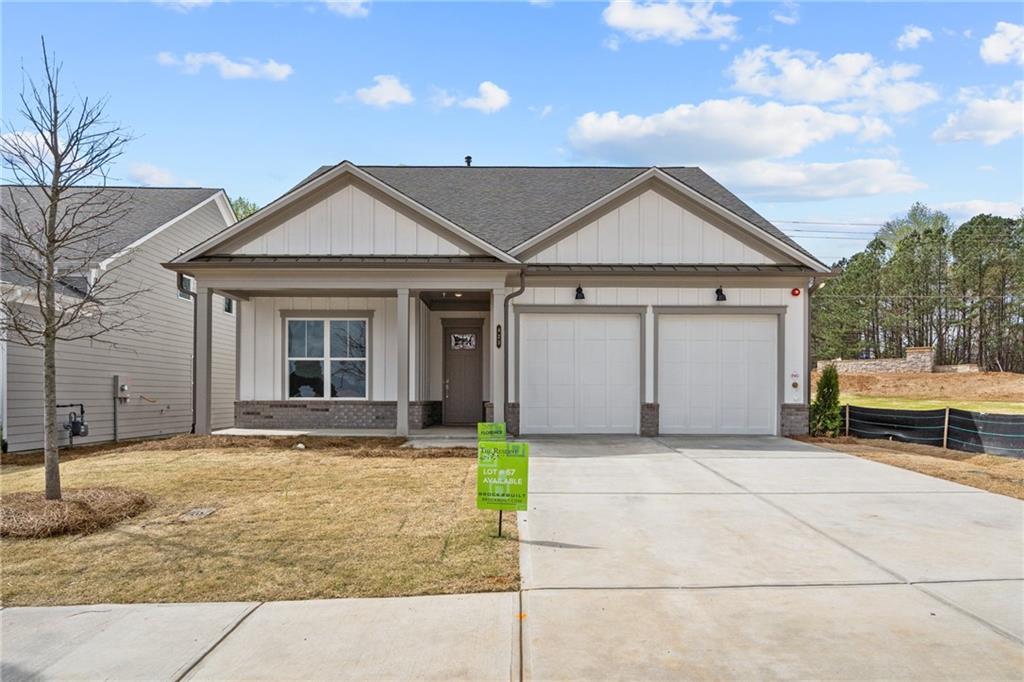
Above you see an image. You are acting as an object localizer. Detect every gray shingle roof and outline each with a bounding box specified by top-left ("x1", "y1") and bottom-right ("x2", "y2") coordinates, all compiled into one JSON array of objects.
[
  {"x1": 2, "y1": 185, "x2": 221, "y2": 290},
  {"x1": 294, "y1": 164, "x2": 820, "y2": 265}
]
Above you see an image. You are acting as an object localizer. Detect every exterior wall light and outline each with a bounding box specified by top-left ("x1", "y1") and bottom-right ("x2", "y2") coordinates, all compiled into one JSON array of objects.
[
  {"x1": 575, "y1": 286, "x2": 585, "y2": 300},
  {"x1": 715, "y1": 286, "x2": 727, "y2": 302}
]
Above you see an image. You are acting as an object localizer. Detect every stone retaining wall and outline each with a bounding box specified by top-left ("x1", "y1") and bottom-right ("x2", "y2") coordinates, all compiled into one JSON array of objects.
[{"x1": 816, "y1": 347, "x2": 934, "y2": 374}]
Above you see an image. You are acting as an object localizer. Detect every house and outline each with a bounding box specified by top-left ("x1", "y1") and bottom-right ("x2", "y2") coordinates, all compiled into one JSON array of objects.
[
  {"x1": 165, "y1": 163, "x2": 832, "y2": 437},
  {"x1": 1, "y1": 186, "x2": 237, "y2": 452}
]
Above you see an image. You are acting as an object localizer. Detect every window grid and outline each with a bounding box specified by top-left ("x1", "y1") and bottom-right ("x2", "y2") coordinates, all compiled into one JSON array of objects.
[{"x1": 286, "y1": 318, "x2": 368, "y2": 400}]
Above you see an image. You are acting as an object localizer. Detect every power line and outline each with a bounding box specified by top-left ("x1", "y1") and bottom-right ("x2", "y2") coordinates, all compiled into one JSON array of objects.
[{"x1": 773, "y1": 219, "x2": 887, "y2": 227}]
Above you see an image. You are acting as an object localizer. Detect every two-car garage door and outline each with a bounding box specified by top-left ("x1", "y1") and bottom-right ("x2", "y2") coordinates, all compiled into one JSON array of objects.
[{"x1": 518, "y1": 312, "x2": 777, "y2": 435}]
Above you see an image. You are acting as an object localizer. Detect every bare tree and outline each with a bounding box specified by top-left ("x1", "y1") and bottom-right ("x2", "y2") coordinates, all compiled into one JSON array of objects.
[{"x1": 1, "y1": 39, "x2": 140, "y2": 500}]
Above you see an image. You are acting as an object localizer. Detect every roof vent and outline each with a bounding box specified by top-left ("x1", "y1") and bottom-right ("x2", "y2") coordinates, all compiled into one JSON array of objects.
[{"x1": 464, "y1": 155, "x2": 472, "y2": 167}]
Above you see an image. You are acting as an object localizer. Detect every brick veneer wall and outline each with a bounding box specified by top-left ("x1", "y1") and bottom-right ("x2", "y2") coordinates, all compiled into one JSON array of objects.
[
  {"x1": 780, "y1": 404, "x2": 809, "y2": 436},
  {"x1": 641, "y1": 403, "x2": 659, "y2": 437},
  {"x1": 235, "y1": 400, "x2": 441, "y2": 429},
  {"x1": 816, "y1": 347, "x2": 934, "y2": 374},
  {"x1": 506, "y1": 403, "x2": 520, "y2": 436}
]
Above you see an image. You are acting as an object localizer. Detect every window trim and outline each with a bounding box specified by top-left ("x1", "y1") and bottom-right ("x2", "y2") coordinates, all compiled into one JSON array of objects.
[
  {"x1": 283, "y1": 315, "x2": 371, "y2": 401},
  {"x1": 177, "y1": 275, "x2": 196, "y2": 301}
]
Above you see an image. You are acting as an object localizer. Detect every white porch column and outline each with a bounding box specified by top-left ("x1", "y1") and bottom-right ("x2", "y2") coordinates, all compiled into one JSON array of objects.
[
  {"x1": 194, "y1": 286, "x2": 214, "y2": 435},
  {"x1": 396, "y1": 288, "x2": 410, "y2": 436},
  {"x1": 490, "y1": 288, "x2": 506, "y2": 423}
]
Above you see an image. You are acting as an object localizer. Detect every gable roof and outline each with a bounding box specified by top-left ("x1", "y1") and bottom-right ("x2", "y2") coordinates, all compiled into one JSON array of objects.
[
  {"x1": 292, "y1": 165, "x2": 822, "y2": 267},
  {"x1": 2, "y1": 185, "x2": 224, "y2": 290}
]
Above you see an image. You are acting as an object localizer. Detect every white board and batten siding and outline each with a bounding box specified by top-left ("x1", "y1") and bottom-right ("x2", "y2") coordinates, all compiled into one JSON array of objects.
[
  {"x1": 528, "y1": 189, "x2": 779, "y2": 265},
  {"x1": 4, "y1": 199, "x2": 236, "y2": 453},
  {"x1": 228, "y1": 183, "x2": 473, "y2": 257}
]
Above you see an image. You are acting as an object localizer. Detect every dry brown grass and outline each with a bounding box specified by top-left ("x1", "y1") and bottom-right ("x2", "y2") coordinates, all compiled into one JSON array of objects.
[
  {"x1": 1, "y1": 440, "x2": 517, "y2": 606},
  {"x1": 798, "y1": 436, "x2": 1024, "y2": 500},
  {"x1": 1, "y1": 488, "x2": 150, "y2": 538}
]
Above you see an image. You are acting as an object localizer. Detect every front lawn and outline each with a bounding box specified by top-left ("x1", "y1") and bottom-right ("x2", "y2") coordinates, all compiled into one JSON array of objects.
[{"x1": 0, "y1": 437, "x2": 518, "y2": 606}]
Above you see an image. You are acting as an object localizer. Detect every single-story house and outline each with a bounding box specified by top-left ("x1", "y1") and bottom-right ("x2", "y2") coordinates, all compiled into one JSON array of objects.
[
  {"x1": 165, "y1": 163, "x2": 832, "y2": 437},
  {"x1": 1, "y1": 185, "x2": 237, "y2": 452}
]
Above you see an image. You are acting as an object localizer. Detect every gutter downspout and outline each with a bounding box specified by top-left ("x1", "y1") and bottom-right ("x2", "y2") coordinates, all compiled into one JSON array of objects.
[{"x1": 503, "y1": 268, "x2": 527, "y2": 412}]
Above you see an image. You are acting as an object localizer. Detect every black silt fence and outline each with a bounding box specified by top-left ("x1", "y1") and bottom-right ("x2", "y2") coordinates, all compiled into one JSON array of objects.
[{"x1": 846, "y1": 405, "x2": 1024, "y2": 458}]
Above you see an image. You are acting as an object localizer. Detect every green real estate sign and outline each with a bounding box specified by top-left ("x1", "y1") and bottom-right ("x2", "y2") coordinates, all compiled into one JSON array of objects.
[
  {"x1": 477, "y1": 422, "x2": 507, "y2": 441},
  {"x1": 476, "y1": 441, "x2": 529, "y2": 511}
]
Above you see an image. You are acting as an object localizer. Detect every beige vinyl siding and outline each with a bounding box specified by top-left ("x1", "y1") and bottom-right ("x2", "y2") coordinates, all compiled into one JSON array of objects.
[
  {"x1": 527, "y1": 189, "x2": 778, "y2": 265},
  {"x1": 4, "y1": 199, "x2": 235, "y2": 452}
]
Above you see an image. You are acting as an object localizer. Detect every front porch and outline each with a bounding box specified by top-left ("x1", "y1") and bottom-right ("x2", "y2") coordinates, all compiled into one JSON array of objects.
[{"x1": 189, "y1": 262, "x2": 519, "y2": 436}]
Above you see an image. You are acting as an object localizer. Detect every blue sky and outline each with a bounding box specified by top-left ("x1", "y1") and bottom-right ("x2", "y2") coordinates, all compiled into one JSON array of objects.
[{"x1": 3, "y1": 1, "x2": 1022, "y2": 263}]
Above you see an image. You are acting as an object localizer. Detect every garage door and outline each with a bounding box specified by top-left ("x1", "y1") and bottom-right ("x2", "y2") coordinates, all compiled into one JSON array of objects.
[
  {"x1": 658, "y1": 315, "x2": 777, "y2": 434},
  {"x1": 520, "y1": 314, "x2": 640, "y2": 434}
]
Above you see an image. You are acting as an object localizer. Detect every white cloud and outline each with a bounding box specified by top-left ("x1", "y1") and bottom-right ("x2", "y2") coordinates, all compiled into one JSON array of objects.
[
  {"x1": 710, "y1": 159, "x2": 924, "y2": 201},
  {"x1": 460, "y1": 81, "x2": 511, "y2": 113},
  {"x1": 324, "y1": 1, "x2": 369, "y2": 18},
  {"x1": 603, "y1": 34, "x2": 621, "y2": 51},
  {"x1": 354, "y1": 75, "x2": 414, "y2": 108},
  {"x1": 771, "y1": 1, "x2": 798, "y2": 26},
  {"x1": 937, "y1": 200, "x2": 1023, "y2": 221},
  {"x1": 896, "y1": 25, "x2": 933, "y2": 51},
  {"x1": 128, "y1": 163, "x2": 177, "y2": 186},
  {"x1": 729, "y1": 46, "x2": 939, "y2": 114},
  {"x1": 978, "y1": 164, "x2": 995, "y2": 172},
  {"x1": 430, "y1": 87, "x2": 457, "y2": 108},
  {"x1": 980, "y1": 21, "x2": 1024, "y2": 65},
  {"x1": 858, "y1": 116, "x2": 893, "y2": 142},
  {"x1": 602, "y1": 0, "x2": 738, "y2": 44},
  {"x1": 157, "y1": 51, "x2": 293, "y2": 81},
  {"x1": 154, "y1": 0, "x2": 215, "y2": 12},
  {"x1": 568, "y1": 98, "x2": 878, "y2": 163},
  {"x1": 933, "y1": 84, "x2": 1023, "y2": 145}
]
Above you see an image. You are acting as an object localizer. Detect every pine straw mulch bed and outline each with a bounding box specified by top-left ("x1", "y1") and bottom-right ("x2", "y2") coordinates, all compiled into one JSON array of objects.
[
  {"x1": 796, "y1": 435, "x2": 1024, "y2": 500},
  {"x1": 1, "y1": 487, "x2": 151, "y2": 539},
  {"x1": 2, "y1": 435, "x2": 475, "y2": 465}
]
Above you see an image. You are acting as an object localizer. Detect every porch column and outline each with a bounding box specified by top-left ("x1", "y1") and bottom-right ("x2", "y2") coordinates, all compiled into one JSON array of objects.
[
  {"x1": 194, "y1": 285, "x2": 214, "y2": 435},
  {"x1": 490, "y1": 288, "x2": 506, "y2": 423},
  {"x1": 396, "y1": 288, "x2": 410, "y2": 436}
]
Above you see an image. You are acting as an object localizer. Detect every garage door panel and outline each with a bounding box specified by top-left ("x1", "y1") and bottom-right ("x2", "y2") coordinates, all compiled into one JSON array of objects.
[
  {"x1": 520, "y1": 314, "x2": 640, "y2": 434},
  {"x1": 659, "y1": 315, "x2": 777, "y2": 435}
]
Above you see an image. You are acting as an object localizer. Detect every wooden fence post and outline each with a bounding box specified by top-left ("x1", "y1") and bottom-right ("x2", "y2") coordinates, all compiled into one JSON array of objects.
[
  {"x1": 845, "y1": 404, "x2": 850, "y2": 437},
  {"x1": 942, "y1": 407, "x2": 950, "y2": 449}
]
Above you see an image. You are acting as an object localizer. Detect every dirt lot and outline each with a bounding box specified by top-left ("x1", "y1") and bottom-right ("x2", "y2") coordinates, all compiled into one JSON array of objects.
[
  {"x1": 800, "y1": 436, "x2": 1024, "y2": 500},
  {"x1": 0, "y1": 437, "x2": 518, "y2": 606},
  {"x1": 811, "y1": 371, "x2": 1024, "y2": 413}
]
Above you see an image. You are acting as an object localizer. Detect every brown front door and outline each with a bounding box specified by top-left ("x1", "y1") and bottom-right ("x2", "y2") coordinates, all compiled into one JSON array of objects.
[{"x1": 443, "y1": 323, "x2": 484, "y2": 425}]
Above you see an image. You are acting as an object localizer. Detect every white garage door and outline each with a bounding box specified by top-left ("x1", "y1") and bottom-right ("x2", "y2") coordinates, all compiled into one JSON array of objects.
[
  {"x1": 658, "y1": 315, "x2": 777, "y2": 434},
  {"x1": 520, "y1": 314, "x2": 640, "y2": 434}
]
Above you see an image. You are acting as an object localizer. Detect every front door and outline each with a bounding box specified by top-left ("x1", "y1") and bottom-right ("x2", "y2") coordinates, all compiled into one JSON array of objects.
[{"x1": 443, "y1": 323, "x2": 484, "y2": 425}]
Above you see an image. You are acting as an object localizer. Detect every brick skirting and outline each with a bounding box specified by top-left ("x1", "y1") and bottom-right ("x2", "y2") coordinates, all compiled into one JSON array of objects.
[
  {"x1": 235, "y1": 400, "x2": 441, "y2": 429},
  {"x1": 641, "y1": 403, "x2": 659, "y2": 437},
  {"x1": 780, "y1": 404, "x2": 809, "y2": 436},
  {"x1": 506, "y1": 403, "x2": 520, "y2": 436}
]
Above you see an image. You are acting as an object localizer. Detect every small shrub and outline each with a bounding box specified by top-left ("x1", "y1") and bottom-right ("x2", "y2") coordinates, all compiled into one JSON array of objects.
[
  {"x1": 810, "y1": 364, "x2": 843, "y2": 437},
  {"x1": 1, "y1": 487, "x2": 149, "y2": 538}
]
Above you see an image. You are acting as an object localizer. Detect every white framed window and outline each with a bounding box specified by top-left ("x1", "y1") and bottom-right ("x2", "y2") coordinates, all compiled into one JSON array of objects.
[
  {"x1": 223, "y1": 297, "x2": 235, "y2": 315},
  {"x1": 286, "y1": 318, "x2": 368, "y2": 399},
  {"x1": 177, "y1": 275, "x2": 195, "y2": 301}
]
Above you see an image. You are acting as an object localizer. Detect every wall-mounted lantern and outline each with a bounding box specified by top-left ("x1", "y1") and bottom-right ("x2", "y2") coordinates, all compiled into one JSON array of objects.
[
  {"x1": 575, "y1": 285, "x2": 585, "y2": 300},
  {"x1": 715, "y1": 286, "x2": 727, "y2": 302}
]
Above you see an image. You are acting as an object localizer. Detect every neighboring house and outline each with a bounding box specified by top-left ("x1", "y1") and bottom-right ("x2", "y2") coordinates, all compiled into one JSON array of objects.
[
  {"x1": 1, "y1": 186, "x2": 237, "y2": 453},
  {"x1": 166, "y1": 163, "x2": 832, "y2": 438}
]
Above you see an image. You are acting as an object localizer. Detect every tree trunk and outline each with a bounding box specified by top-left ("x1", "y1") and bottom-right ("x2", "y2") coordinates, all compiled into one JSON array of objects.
[{"x1": 43, "y1": 324, "x2": 61, "y2": 500}]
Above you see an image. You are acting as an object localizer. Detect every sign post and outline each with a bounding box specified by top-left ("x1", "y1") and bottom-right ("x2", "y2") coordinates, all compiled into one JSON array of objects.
[{"x1": 476, "y1": 423, "x2": 527, "y2": 538}]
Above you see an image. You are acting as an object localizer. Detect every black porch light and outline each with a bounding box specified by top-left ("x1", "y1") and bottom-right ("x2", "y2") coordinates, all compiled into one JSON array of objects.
[
  {"x1": 715, "y1": 286, "x2": 727, "y2": 302},
  {"x1": 575, "y1": 285, "x2": 585, "y2": 300}
]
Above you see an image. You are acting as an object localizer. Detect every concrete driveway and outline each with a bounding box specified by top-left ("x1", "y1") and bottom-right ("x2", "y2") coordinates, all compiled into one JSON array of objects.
[
  {"x1": 3, "y1": 436, "x2": 1022, "y2": 680},
  {"x1": 520, "y1": 435, "x2": 1024, "y2": 680}
]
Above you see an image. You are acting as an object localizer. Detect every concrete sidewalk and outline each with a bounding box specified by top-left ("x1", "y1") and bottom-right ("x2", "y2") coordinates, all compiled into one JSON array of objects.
[{"x1": 1, "y1": 593, "x2": 518, "y2": 681}]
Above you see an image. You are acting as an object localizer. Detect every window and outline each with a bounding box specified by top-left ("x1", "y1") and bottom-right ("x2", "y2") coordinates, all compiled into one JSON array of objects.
[
  {"x1": 177, "y1": 275, "x2": 195, "y2": 301},
  {"x1": 287, "y1": 318, "x2": 368, "y2": 399},
  {"x1": 223, "y1": 298, "x2": 235, "y2": 314}
]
